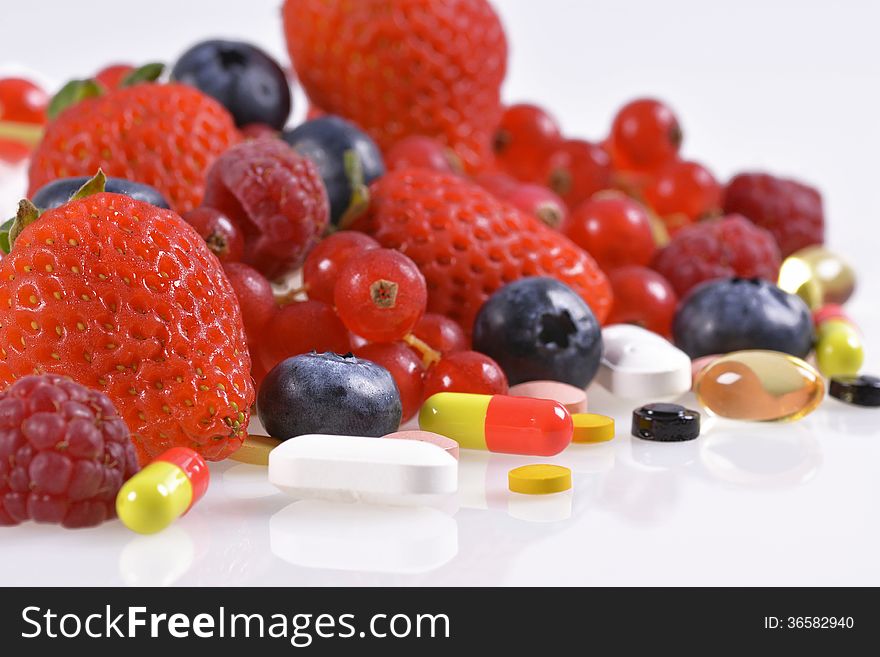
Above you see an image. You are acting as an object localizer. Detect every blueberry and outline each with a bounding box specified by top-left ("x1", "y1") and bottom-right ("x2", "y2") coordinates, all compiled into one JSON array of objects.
[
  {"x1": 257, "y1": 352, "x2": 402, "y2": 440},
  {"x1": 282, "y1": 116, "x2": 385, "y2": 225},
  {"x1": 171, "y1": 39, "x2": 291, "y2": 131},
  {"x1": 31, "y1": 176, "x2": 170, "y2": 210},
  {"x1": 673, "y1": 277, "x2": 814, "y2": 359},
  {"x1": 472, "y1": 277, "x2": 603, "y2": 388}
]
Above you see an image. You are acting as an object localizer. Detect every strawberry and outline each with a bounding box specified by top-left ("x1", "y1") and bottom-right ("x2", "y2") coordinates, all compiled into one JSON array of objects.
[
  {"x1": 282, "y1": 0, "x2": 507, "y2": 172},
  {"x1": 0, "y1": 175, "x2": 254, "y2": 464},
  {"x1": 28, "y1": 81, "x2": 239, "y2": 214},
  {"x1": 353, "y1": 168, "x2": 612, "y2": 331}
]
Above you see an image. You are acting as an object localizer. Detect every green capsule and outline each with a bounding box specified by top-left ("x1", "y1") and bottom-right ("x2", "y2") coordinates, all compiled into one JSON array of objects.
[{"x1": 815, "y1": 319, "x2": 864, "y2": 378}]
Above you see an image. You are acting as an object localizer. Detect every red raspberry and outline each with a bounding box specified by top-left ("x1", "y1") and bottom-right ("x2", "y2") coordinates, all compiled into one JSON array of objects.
[
  {"x1": 0, "y1": 374, "x2": 139, "y2": 528},
  {"x1": 651, "y1": 214, "x2": 781, "y2": 297},
  {"x1": 283, "y1": 0, "x2": 507, "y2": 171},
  {"x1": 202, "y1": 139, "x2": 329, "y2": 280},
  {"x1": 722, "y1": 172, "x2": 824, "y2": 257},
  {"x1": 543, "y1": 139, "x2": 612, "y2": 209},
  {"x1": 354, "y1": 168, "x2": 612, "y2": 330},
  {"x1": 28, "y1": 83, "x2": 239, "y2": 214}
]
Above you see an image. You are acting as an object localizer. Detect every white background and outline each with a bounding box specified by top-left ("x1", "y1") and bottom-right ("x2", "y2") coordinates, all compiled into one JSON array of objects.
[{"x1": 1, "y1": 0, "x2": 879, "y2": 585}]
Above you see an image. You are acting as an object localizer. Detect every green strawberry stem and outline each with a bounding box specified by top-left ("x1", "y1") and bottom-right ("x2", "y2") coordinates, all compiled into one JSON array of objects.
[
  {"x1": 1, "y1": 171, "x2": 107, "y2": 254},
  {"x1": 0, "y1": 120, "x2": 44, "y2": 146}
]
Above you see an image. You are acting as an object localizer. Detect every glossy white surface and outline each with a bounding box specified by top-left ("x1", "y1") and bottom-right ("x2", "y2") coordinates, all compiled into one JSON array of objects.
[{"x1": 2, "y1": 0, "x2": 880, "y2": 586}]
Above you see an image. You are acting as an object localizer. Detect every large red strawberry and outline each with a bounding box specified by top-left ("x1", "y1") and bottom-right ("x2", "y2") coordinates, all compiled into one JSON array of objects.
[
  {"x1": 282, "y1": 0, "x2": 507, "y2": 172},
  {"x1": 0, "y1": 177, "x2": 254, "y2": 464},
  {"x1": 28, "y1": 82, "x2": 239, "y2": 214},
  {"x1": 353, "y1": 168, "x2": 612, "y2": 331}
]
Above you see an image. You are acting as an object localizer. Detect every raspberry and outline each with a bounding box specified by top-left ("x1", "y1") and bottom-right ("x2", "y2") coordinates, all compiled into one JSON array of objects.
[
  {"x1": 202, "y1": 139, "x2": 329, "y2": 280},
  {"x1": 0, "y1": 374, "x2": 139, "y2": 528},
  {"x1": 722, "y1": 172, "x2": 824, "y2": 257},
  {"x1": 651, "y1": 214, "x2": 781, "y2": 297},
  {"x1": 354, "y1": 168, "x2": 612, "y2": 331}
]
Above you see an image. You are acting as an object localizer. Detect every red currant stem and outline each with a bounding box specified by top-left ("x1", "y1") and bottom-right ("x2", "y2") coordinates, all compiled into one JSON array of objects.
[
  {"x1": 0, "y1": 120, "x2": 44, "y2": 146},
  {"x1": 403, "y1": 333, "x2": 442, "y2": 368},
  {"x1": 275, "y1": 284, "x2": 309, "y2": 305}
]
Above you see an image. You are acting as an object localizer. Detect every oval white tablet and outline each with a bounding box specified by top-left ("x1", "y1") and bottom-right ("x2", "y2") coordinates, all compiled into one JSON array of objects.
[
  {"x1": 268, "y1": 434, "x2": 458, "y2": 504},
  {"x1": 597, "y1": 324, "x2": 691, "y2": 398}
]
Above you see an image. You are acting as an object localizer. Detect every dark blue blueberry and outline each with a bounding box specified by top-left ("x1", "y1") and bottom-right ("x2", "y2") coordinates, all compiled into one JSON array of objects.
[
  {"x1": 171, "y1": 39, "x2": 291, "y2": 130},
  {"x1": 673, "y1": 277, "x2": 814, "y2": 359},
  {"x1": 282, "y1": 115, "x2": 385, "y2": 225},
  {"x1": 257, "y1": 352, "x2": 402, "y2": 440},
  {"x1": 472, "y1": 277, "x2": 603, "y2": 388},
  {"x1": 31, "y1": 176, "x2": 170, "y2": 210}
]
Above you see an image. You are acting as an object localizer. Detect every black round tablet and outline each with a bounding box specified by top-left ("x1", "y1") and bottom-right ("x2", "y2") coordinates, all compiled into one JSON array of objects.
[
  {"x1": 631, "y1": 403, "x2": 701, "y2": 442},
  {"x1": 829, "y1": 375, "x2": 880, "y2": 407}
]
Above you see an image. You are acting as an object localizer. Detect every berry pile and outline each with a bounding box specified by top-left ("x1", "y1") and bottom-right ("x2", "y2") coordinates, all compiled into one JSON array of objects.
[{"x1": 0, "y1": 0, "x2": 869, "y2": 532}]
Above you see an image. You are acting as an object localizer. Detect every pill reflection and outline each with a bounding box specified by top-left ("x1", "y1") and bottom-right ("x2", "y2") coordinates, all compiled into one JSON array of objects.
[
  {"x1": 269, "y1": 500, "x2": 458, "y2": 574},
  {"x1": 118, "y1": 526, "x2": 195, "y2": 586}
]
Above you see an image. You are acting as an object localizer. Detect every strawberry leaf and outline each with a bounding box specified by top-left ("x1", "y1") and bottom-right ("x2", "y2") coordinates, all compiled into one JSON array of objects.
[
  {"x1": 119, "y1": 63, "x2": 165, "y2": 87},
  {"x1": 0, "y1": 217, "x2": 14, "y2": 254},
  {"x1": 7, "y1": 200, "x2": 41, "y2": 251},
  {"x1": 70, "y1": 170, "x2": 108, "y2": 201},
  {"x1": 47, "y1": 79, "x2": 103, "y2": 120}
]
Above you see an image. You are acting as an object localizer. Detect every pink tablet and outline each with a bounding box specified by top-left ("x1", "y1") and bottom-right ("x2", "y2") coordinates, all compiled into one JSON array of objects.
[
  {"x1": 383, "y1": 430, "x2": 460, "y2": 460},
  {"x1": 508, "y1": 380, "x2": 587, "y2": 414}
]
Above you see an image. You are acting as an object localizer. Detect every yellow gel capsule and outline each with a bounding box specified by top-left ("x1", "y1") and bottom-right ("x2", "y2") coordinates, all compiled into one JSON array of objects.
[
  {"x1": 779, "y1": 246, "x2": 856, "y2": 308},
  {"x1": 815, "y1": 319, "x2": 864, "y2": 378},
  {"x1": 230, "y1": 434, "x2": 282, "y2": 466},
  {"x1": 694, "y1": 350, "x2": 824, "y2": 422},
  {"x1": 116, "y1": 461, "x2": 193, "y2": 534},
  {"x1": 508, "y1": 464, "x2": 572, "y2": 495},
  {"x1": 571, "y1": 413, "x2": 615, "y2": 443}
]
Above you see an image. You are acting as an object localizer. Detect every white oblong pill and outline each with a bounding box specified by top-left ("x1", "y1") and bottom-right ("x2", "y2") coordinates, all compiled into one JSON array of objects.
[
  {"x1": 597, "y1": 324, "x2": 692, "y2": 398},
  {"x1": 268, "y1": 434, "x2": 458, "y2": 504}
]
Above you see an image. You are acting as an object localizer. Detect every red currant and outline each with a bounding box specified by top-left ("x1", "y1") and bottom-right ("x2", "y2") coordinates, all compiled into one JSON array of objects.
[
  {"x1": 606, "y1": 265, "x2": 678, "y2": 338},
  {"x1": 505, "y1": 183, "x2": 568, "y2": 229},
  {"x1": 493, "y1": 103, "x2": 562, "y2": 182},
  {"x1": 184, "y1": 207, "x2": 245, "y2": 262},
  {"x1": 357, "y1": 342, "x2": 425, "y2": 421},
  {"x1": 257, "y1": 300, "x2": 350, "y2": 372},
  {"x1": 0, "y1": 78, "x2": 48, "y2": 163},
  {"x1": 563, "y1": 193, "x2": 656, "y2": 270},
  {"x1": 222, "y1": 262, "x2": 277, "y2": 339},
  {"x1": 386, "y1": 136, "x2": 460, "y2": 173},
  {"x1": 334, "y1": 248, "x2": 427, "y2": 343},
  {"x1": 609, "y1": 98, "x2": 682, "y2": 172},
  {"x1": 643, "y1": 159, "x2": 721, "y2": 232},
  {"x1": 94, "y1": 64, "x2": 134, "y2": 90},
  {"x1": 303, "y1": 231, "x2": 380, "y2": 304},
  {"x1": 412, "y1": 313, "x2": 468, "y2": 354},
  {"x1": 423, "y1": 351, "x2": 508, "y2": 397},
  {"x1": 544, "y1": 139, "x2": 612, "y2": 209}
]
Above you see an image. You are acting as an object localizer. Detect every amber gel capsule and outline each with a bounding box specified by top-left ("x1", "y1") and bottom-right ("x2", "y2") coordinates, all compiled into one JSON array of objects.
[{"x1": 418, "y1": 392, "x2": 573, "y2": 456}]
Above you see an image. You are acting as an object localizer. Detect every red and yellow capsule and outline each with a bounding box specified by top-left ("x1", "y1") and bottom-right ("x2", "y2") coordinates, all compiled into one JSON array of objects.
[
  {"x1": 116, "y1": 447, "x2": 210, "y2": 534},
  {"x1": 419, "y1": 392, "x2": 573, "y2": 456}
]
